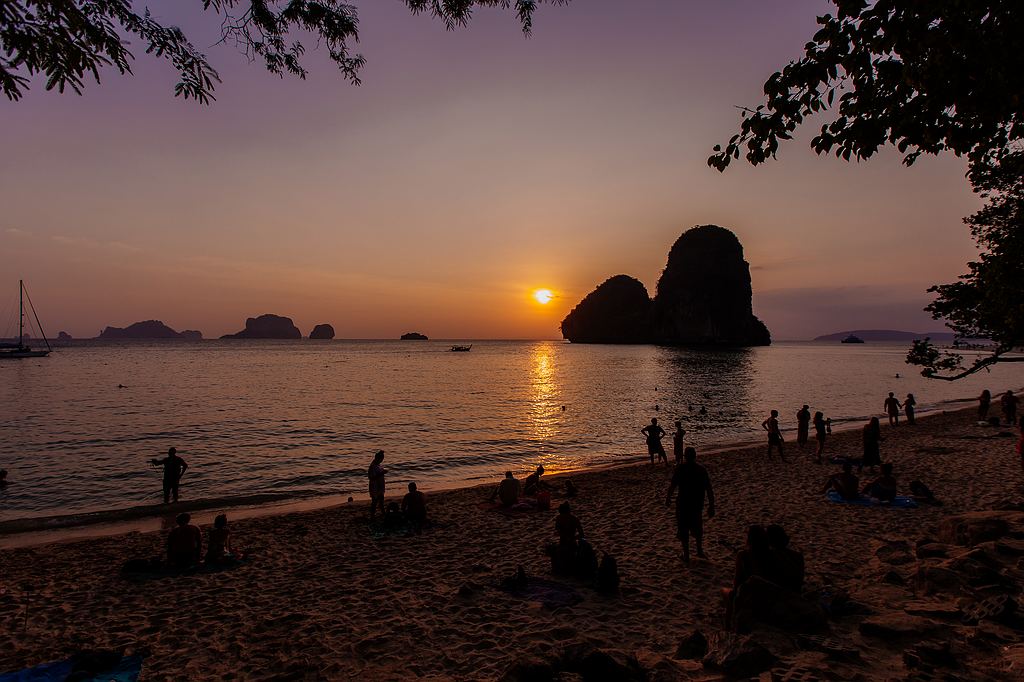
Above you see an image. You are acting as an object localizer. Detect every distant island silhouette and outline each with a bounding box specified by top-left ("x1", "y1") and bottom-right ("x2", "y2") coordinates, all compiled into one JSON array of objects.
[
  {"x1": 814, "y1": 329, "x2": 960, "y2": 342},
  {"x1": 309, "y1": 324, "x2": 335, "y2": 340},
  {"x1": 221, "y1": 314, "x2": 301, "y2": 339},
  {"x1": 562, "y1": 225, "x2": 770, "y2": 346},
  {"x1": 98, "y1": 320, "x2": 202, "y2": 340},
  {"x1": 400, "y1": 332, "x2": 429, "y2": 340}
]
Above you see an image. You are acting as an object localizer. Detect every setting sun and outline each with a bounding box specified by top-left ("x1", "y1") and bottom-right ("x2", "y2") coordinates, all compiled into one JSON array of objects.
[{"x1": 533, "y1": 289, "x2": 554, "y2": 305}]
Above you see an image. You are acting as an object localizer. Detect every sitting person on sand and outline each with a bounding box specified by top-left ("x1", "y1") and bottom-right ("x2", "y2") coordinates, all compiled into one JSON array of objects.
[
  {"x1": 823, "y1": 462, "x2": 860, "y2": 501},
  {"x1": 766, "y1": 525, "x2": 804, "y2": 593},
  {"x1": 723, "y1": 525, "x2": 772, "y2": 627},
  {"x1": 522, "y1": 465, "x2": 546, "y2": 497},
  {"x1": 401, "y1": 482, "x2": 427, "y2": 526},
  {"x1": 490, "y1": 471, "x2": 521, "y2": 506},
  {"x1": 862, "y1": 462, "x2": 897, "y2": 502},
  {"x1": 552, "y1": 502, "x2": 584, "y2": 574},
  {"x1": 205, "y1": 514, "x2": 235, "y2": 564},
  {"x1": 167, "y1": 512, "x2": 202, "y2": 568}
]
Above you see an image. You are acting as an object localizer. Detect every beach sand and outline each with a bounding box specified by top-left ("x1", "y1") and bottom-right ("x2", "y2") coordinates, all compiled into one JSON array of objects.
[{"x1": 2, "y1": 406, "x2": 1024, "y2": 680}]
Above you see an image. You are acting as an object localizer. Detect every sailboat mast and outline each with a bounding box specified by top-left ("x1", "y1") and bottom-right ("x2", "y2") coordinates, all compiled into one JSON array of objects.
[{"x1": 18, "y1": 279, "x2": 23, "y2": 347}]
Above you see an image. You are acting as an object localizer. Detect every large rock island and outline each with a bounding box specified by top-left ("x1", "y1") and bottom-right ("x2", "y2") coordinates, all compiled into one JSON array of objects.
[
  {"x1": 400, "y1": 332, "x2": 428, "y2": 340},
  {"x1": 98, "y1": 320, "x2": 203, "y2": 340},
  {"x1": 309, "y1": 324, "x2": 335, "y2": 340},
  {"x1": 221, "y1": 314, "x2": 301, "y2": 340},
  {"x1": 561, "y1": 225, "x2": 770, "y2": 346}
]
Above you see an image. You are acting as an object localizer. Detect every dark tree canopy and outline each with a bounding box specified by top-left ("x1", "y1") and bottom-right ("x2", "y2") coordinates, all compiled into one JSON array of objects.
[
  {"x1": 1, "y1": 1, "x2": 565, "y2": 103},
  {"x1": 708, "y1": 0, "x2": 1024, "y2": 174}
]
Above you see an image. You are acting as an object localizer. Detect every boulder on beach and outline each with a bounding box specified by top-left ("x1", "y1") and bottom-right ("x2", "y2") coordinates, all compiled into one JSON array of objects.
[
  {"x1": 98, "y1": 320, "x2": 198, "y2": 340},
  {"x1": 652, "y1": 225, "x2": 770, "y2": 346},
  {"x1": 309, "y1": 324, "x2": 335, "y2": 340},
  {"x1": 400, "y1": 332, "x2": 428, "y2": 340},
  {"x1": 221, "y1": 314, "x2": 301, "y2": 339},
  {"x1": 560, "y1": 225, "x2": 770, "y2": 346},
  {"x1": 560, "y1": 275, "x2": 652, "y2": 344}
]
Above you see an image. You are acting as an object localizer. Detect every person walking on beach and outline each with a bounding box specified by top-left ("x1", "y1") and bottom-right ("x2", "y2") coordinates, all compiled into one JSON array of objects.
[
  {"x1": 672, "y1": 420, "x2": 686, "y2": 464},
  {"x1": 1001, "y1": 390, "x2": 1018, "y2": 426},
  {"x1": 150, "y1": 447, "x2": 188, "y2": 504},
  {"x1": 665, "y1": 446, "x2": 715, "y2": 564},
  {"x1": 862, "y1": 417, "x2": 882, "y2": 472},
  {"x1": 761, "y1": 410, "x2": 785, "y2": 461},
  {"x1": 796, "y1": 406, "x2": 810, "y2": 447},
  {"x1": 904, "y1": 393, "x2": 917, "y2": 425},
  {"x1": 368, "y1": 450, "x2": 386, "y2": 520},
  {"x1": 883, "y1": 392, "x2": 902, "y2": 426},
  {"x1": 812, "y1": 411, "x2": 827, "y2": 464},
  {"x1": 979, "y1": 390, "x2": 992, "y2": 421},
  {"x1": 641, "y1": 417, "x2": 668, "y2": 466}
]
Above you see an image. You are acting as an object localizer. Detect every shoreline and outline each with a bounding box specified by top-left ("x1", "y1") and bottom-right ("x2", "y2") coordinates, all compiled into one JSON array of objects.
[
  {"x1": 0, "y1": 397, "x2": 990, "y2": 548},
  {"x1": 2, "y1": 402, "x2": 1023, "y2": 679}
]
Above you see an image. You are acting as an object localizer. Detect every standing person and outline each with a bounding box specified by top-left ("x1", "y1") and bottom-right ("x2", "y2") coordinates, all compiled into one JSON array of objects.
[
  {"x1": 368, "y1": 450, "x2": 386, "y2": 520},
  {"x1": 883, "y1": 392, "x2": 902, "y2": 426},
  {"x1": 665, "y1": 446, "x2": 715, "y2": 564},
  {"x1": 761, "y1": 410, "x2": 785, "y2": 461},
  {"x1": 862, "y1": 417, "x2": 882, "y2": 472},
  {"x1": 796, "y1": 406, "x2": 811, "y2": 447},
  {"x1": 1001, "y1": 389, "x2": 1018, "y2": 426},
  {"x1": 150, "y1": 447, "x2": 188, "y2": 504},
  {"x1": 641, "y1": 418, "x2": 668, "y2": 466},
  {"x1": 672, "y1": 420, "x2": 686, "y2": 464},
  {"x1": 812, "y1": 411, "x2": 827, "y2": 464},
  {"x1": 979, "y1": 390, "x2": 992, "y2": 421},
  {"x1": 904, "y1": 393, "x2": 917, "y2": 425}
]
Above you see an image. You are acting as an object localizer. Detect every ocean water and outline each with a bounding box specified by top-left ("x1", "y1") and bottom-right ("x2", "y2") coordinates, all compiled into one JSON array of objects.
[{"x1": 1, "y1": 340, "x2": 1021, "y2": 523}]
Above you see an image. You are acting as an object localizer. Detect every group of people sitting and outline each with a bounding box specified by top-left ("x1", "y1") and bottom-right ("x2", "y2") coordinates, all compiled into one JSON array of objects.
[
  {"x1": 488, "y1": 466, "x2": 554, "y2": 508},
  {"x1": 823, "y1": 461, "x2": 898, "y2": 502},
  {"x1": 166, "y1": 512, "x2": 240, "y2": 569}
]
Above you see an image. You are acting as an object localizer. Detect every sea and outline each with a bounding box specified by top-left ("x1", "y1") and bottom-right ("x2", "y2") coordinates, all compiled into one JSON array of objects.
[{"x1": 1, "y1": 340, "x2": 1022, "y2": 530}]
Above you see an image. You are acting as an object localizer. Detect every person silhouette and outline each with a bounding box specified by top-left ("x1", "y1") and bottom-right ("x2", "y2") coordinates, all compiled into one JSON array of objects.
[
  {"x1": 150, "y1": 447, "x2": 188, "y2": 504},
  {"x1": 812, "y1": 411, "x2": 827, "y2": 463},
  {"x1": 979, "y1": 390, "x2": 992, "y2": 420},
  {"x1": 672, "y1": 420, "x2": 686, "y2": 464},
  {"x1": 665, "y1": 447, "x2": 715, "y2": 564},
  {"x1": 904, "y1": 393, "x2": 917, "y2": 425},
  {"x1": 883, "y1": 392, "x2": 902, "y2": 426},
  {"x1": 641, "y1": 418, "x2": 668, "y2": 466},
  {"x1": 796, "y1": 405, "x2": 811, "y2": 447},
  {"x1": 761, "y1": 410, "x2": 785, "y2": 461},
  {"x1": 862, "y1": 417, "x2": 882, "y2": 472},
  {"x1": 368, "y1": 450, "x2": 386, "y2": 520},
  {"x1": 1001, "y1": 390, "x2": 1018, "y2": 426}
]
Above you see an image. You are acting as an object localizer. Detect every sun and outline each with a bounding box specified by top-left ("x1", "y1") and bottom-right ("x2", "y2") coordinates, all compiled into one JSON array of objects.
[{"x1": 533, "y1": 289, "x2": 554, "y2": 305}]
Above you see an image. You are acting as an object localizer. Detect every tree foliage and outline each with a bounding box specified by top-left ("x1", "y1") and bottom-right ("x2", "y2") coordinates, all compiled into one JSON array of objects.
[
  {"x1": 707, "y1": 0, "x2": 1024, "y2": 174},
  {"x1": 1, "y1": 1, "x2": 564, "y2": 103}
]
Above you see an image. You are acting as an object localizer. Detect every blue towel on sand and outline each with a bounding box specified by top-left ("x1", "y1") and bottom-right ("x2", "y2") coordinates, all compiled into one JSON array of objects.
[
  {"x1": 826, "y1": 491, "x2": 918, "y2": 508},
  {"x1": 0, "y1": 654, "x2": 143, "y2": 682}
]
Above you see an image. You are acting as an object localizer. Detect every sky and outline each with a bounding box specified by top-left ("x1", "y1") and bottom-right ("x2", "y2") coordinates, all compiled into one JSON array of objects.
[{"x1": 0, "y1": 1, "x2": 981, "y2": 340}]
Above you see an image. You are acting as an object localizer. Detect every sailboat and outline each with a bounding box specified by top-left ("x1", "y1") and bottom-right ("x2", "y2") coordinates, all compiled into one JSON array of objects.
[{"x1": 0, "y1": 280, "x2": 51, "y2": 359}]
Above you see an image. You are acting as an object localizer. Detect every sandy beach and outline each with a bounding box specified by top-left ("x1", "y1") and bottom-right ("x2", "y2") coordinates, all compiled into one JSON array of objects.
[{"x1": 3, "y1": 404, "x2": 1024, "y2": 680}]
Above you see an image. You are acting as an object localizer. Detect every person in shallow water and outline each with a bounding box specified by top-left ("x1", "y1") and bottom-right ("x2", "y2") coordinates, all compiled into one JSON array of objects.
[
  {"x1": 884, "y1": 392, "x2": 902, "y2": 426},
  {"x1": 796, "y1": 405, "x2": 810, "y2": 447},
  {"x1": 490, "y1": 471, "x2": 521, "y2": 506},
  {"x1": 641, "y1": 417, "x2": 668, "y2": 466},
  {"x1": 665, "y1": 446, "x2": 715, "y2": 564},
  {"x1": 150, "y1": 447, "x2": 188, "y2": 504},
  {"x1": 761, "y1": 410, "x2": 785, "y2": 461},
  {"x1": 368, "y1": 450, "x2": 386, "y2": 520},
  {"x1": 167, "y1": 512, "x2": 202, "y2": 568}
]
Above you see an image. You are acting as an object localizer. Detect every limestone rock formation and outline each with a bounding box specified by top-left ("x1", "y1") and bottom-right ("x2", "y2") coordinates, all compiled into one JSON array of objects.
[
  {"x1": 180, "y1": 330, "x2": 203, "y2": 341},
  {"x1": 560, "y1": 276, "x2": 652, "y2": 344},
  {"x1": 98, "y1": 320, "x2": 197, "y2": 340},
  {"x1": 309, "y1": 324, "x2": 335, "y2": 340},
  {"x1": 221, "y1": 314, "x2": 301, "y2": 339},
  {"x1": 401, "y1": 332, "x2": 428, "y2": 340},
  {"x1": 56, "y1": 331, "x2": 73, "y2": 342},
  {"x1": 653, "y1": 225, "x2": 770, "y2": 346}
]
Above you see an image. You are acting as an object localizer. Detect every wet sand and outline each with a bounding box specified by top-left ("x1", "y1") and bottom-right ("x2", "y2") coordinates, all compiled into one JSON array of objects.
[{"x1": 1, "y1": 405, "x2": 1022, "y2": 680}]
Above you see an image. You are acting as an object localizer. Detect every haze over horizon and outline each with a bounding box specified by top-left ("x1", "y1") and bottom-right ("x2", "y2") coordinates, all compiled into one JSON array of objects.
[{"x1": 1, "y1": 1, "x2": 979, "y2": 341}]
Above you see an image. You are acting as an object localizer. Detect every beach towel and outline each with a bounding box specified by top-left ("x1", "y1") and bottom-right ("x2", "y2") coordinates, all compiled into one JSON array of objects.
[
  {"x1": 0, "y1": 652, "x2": 143, "y2": 682},
  {"x1": 499, "y1": 577, "x2": 583, "y2": 609},
  {"x1": 826, "y1": 491, "x2": 918, "y2": 508}
]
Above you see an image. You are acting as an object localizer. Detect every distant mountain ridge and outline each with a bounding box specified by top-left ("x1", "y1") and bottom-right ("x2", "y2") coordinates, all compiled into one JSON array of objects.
[{"x1": 814, "y1": 329, "x2": 957, "y2": 342}]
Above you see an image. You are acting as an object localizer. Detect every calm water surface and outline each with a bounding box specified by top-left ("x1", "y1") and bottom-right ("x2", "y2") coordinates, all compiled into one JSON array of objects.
[{"x1": 1, "y1": 340, "x2": 1021, "y2": 522}]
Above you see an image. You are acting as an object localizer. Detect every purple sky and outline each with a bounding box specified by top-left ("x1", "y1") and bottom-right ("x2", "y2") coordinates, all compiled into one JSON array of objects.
[{"x1": 0, "y1": 1, "x2": 978, "y2": 339}]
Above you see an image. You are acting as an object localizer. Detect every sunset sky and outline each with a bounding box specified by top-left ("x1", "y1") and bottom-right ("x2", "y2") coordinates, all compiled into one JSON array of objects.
[{"x1": 0, "y1": 0, "x2": 980, "y2": 340}]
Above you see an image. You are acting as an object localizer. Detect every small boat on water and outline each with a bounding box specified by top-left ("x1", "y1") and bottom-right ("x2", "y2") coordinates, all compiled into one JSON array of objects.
[
  {"x1": 840, "y1": 334, "x2": 865, "y2": 344},
  {"x1": 450, "y1": 344, "x2": 472, "y2": 352},
  {"x1": 1, "y1": 280, "x2": 51, "y2": 359}
]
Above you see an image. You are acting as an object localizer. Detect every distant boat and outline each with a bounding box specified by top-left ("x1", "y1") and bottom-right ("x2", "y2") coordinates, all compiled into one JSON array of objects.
[
  {"x1": 450, "y1": 344, "x2": 472, "y2": 352},
  {"x1": 840, "y1": 334, "x2": 865, "y2": 344},
  {"x1": 1, "y1": 280, "x2": 51, "y2": 359}
]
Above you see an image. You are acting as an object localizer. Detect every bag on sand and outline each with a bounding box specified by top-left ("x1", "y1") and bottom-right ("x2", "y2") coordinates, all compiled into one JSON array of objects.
[{"x1": 597, "y1": 554, "x2": 620, "y2": 594}]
